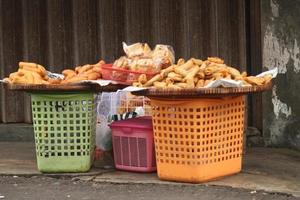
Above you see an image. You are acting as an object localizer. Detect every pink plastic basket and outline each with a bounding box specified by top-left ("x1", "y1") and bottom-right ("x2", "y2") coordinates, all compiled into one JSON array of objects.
[{"x1": 110, "y1": 117, "x2": 156, "y2": 172}]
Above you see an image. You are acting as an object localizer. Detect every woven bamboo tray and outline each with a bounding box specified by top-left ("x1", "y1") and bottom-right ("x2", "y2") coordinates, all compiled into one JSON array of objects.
[
  {"x1": 132, "y1": 82, "x2": 272, "y2": 98},
  {"x1": 2, "y1": 82, "x2": 125, "y2": 92}
]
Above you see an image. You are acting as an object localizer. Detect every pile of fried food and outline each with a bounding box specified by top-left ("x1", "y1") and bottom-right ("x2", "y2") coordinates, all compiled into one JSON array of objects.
[
  {"x1": 133, "y1": 57, "x2": 273, "y2": 89},
  {"x1": 4, "y1": 60, "x2": 104, "y2": 85},
  {"x1": 4, "y1": 62, "x2": 56, "y2": 84},
  {"x1": 113, "y1": 42, "x2": 175, "y2": 73},
  {"x1": 61, "y1": 60, "x2": 104, "y2": 84}
]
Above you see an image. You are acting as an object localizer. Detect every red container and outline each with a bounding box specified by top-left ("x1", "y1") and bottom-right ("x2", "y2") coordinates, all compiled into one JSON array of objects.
[
  {"x1": 110, "y1": 117, "x2": 156, "y2": 172},
  {"x1": 101, "y1": 64, "x2": 158, "y2": 85}
]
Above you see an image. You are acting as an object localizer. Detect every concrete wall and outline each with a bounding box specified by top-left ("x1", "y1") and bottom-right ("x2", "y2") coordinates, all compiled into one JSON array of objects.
[{"x1": 262, "y1": 0, "x2": 300, "y2": 150}]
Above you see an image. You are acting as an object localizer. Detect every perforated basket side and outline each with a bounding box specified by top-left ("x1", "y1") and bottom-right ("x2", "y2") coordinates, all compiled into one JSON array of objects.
[
  {"x1": 150, "y1": 96, "x2": 245, "y2": 182},
  {"x1": 31, "y1": 92, "x2": 96, "y2": 172}
]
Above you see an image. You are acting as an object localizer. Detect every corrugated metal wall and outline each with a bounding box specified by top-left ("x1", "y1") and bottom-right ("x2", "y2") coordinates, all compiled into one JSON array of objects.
[{"x1": 0, "y1": 0, "x2": 247, "y2": 123}]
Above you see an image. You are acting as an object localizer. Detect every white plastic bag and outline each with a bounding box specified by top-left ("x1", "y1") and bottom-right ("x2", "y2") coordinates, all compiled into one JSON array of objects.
[{"x1": 95, "y1": 92, "x2": 120, "y2": 151}]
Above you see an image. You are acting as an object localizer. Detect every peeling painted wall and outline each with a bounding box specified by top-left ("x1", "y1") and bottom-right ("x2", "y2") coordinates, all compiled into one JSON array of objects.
[{"x1": 262, "y1": 0, "x2": 300, "y2": 150}]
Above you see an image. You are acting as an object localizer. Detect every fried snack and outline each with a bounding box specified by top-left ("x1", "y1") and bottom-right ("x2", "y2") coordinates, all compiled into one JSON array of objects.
[
  {"x1": 19, "y1": 62, "x2": 47, "y2": 76},
  {"x1": 133, "y1": 82, "x2": 143, "y2": 87},
  {"x1": 62, "y1": 69, "x2": 76, "y2": 77},
  {"x1": 82, "y1": 69, "x2": 97, "y2": 75},
  {"x1": 9, "y1": 72, "x2": 23, "y2": 80},
  {"x1": 199, "y1": 62, "x2": 207, "y2": 70},
  {"x1": 207, "y1": 57, "x2": 224, "y2": 64},
  {"x1": 227, "y1": 66, "x2": 241, "y2": 78},
  {"x1": 37, "y1": 64, "x2": 46, "y2": 75},
  {"x1": 204, "y1": 65, "x2": 220, "y2": 76},
  {"x1": 21, "y1": 66, "x2": 43, "y2": 76},
  {"x1": 177, "y1": 58, "x2": 185, "y2": 65},
  {"x1": 138, "y1": 74, "x2": 148, "y2": 84},
  {"x1": 17, "y1": 68, "x2": 48, "y2": 84},
  {"x1": 34, "y1": 78, "x2": 49, "y2": 85},
  {"x1": 153, "y1": 81, "x2": 167, "y2": 88},
  {"x1": 143, "y1": 74, "x2": 163, "y2": 87},
  {"x1": 184, "y1": 65, "x2": 200, "y2": 88},
  {"x1": 87, "y1": 72, "x2": 101, "y2": 80},
  {"x1": 174, "y1": 60, "x2": 194, "y2": 77},
  {"x1": 224, "y1": 74, "x2": 232, "y2": 79},
  {"x1": 75, "y1": 66, "x2": 81, "y2": 73},
  {"x1": 19, "y1": 62, "x2": 37, "y2": 68},
  {"x1": 61, "y1": 76, "x2": 88, "y2": 84},
  {"x1": 196, "y1": 79, "x2": 205, "y2": 88},
  {"x1": 44, "y1": 75, "x2": 49, "y2": 81},
  {"x1": 93, "y1": 60, "x2": 105, "y2": 67},
  {"x1": 212, "y1": 72, "x2": 224, "y2": 80},
  {"x1": 160, "y1": 65, "x2": 175, "y2": 77},
  {"x1": 165, "y1": 77, "x2": 174, "y2": 85},
  {"x1": 92, "y1": 66, "x2": 102, "y2": 73},
  {"x1": 174, "y1": 82, "x2": 189, "y2": 88},
  {"x1": 18, "y1": 68, "x2": 39, "y2": 77},
  {"x1": 234, "y1": 75, "x2": 244, "y2": 81},
  {"x1": 241, "y1": 80, "x2": 252, "y2": 87},
  {"x1": 244, "y1": 76, "x2": 265, "y2": 86},
  {"x1": 11, "y1": 76, "x2": 28, "y2": 84},
  {"x1": 24, "y1": 73, "x2": 34, "y2": 84},
  {"x1": 191, "y1": 58, "x2": 203, "y2": 66},
  {"x1": 48, "y1": 78, "x2": 61, "y2": 84},
  {"x1": 197, "y1": 70, "x2": 205, "y2": 79},
  {"x1": 167, "y1": 84, "x2": 182, "y2": 89},
  {"x1": 167, "y1": 72, "x2": 182, "y2": 81},
  {"x1": 77, "y1": 65, "x2": 93, "y2": 74},
  {"x1": 176, "y1": 59, "x2": 194, "y2": 71}
]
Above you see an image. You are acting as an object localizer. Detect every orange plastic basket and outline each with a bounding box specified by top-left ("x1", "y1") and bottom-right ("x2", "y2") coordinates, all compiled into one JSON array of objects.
[{"x1": 150, "y1": 96, "x2": 245, "y2": 183}]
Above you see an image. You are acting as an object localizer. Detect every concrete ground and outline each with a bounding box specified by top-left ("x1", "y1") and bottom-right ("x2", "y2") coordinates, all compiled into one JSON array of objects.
[
  {"x1": 0, "y1": 176, "x2": 297, "y2": 200},
  {"x1": 0, "y1": 142, "x2": 300, "y2": 199}
]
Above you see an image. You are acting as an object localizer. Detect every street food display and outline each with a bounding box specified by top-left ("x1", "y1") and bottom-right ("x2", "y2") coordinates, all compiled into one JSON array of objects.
[
  {"x1": 0, "y1": 42, "x2": 277, "y2": 182},
  {"x1": 1, "y1": 43, "x2": 275, "y2": 90}
]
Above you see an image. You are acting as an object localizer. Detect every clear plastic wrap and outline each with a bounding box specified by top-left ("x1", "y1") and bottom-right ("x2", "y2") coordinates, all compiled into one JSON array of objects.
[
  {"x1": 95, "y1": 92, "x2": 120, "y2": 151},
  {"x1": 113, "y1": 42, "x2": 175, "y2": 74}
]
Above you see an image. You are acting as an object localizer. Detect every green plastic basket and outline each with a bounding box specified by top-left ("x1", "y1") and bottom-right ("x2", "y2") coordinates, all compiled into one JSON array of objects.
[{"x1": 31, "y1": 92, "x2": 96, "y2": 173}]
